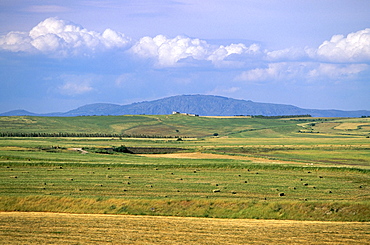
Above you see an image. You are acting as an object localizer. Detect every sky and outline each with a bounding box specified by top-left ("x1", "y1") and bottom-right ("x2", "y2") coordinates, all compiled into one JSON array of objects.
[{"x1": 0, "y1": 0, "x2": 369, "y2": 113}]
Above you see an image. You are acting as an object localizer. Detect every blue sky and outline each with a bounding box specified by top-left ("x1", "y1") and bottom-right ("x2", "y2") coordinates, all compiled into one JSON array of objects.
[{"x1": 1, "y1": 0, "x2": 369, "y2": 113}]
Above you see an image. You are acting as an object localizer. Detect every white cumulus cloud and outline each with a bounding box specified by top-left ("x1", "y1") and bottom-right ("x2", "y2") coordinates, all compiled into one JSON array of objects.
[
  {"x1": 237, "y1": 62, "x2": 368, "y2": 83},
  {"x1": 130, "y1": 35, "x2": 210, "y2": 66},
  {"x1": 0, "y1": 17, "x2": 130, "y2": 56},
  {"x1": 308, "y1": 63, "x2": 368, "y2": 80},
  {"x1": 236, "y1": 62, "x2": 309, "y2": 82},
  {"x1": 316, "y1": 28, "x2": 370, "y2": 62},
  {"x1": 265, "y1": 47, "x2": 314, "y2": 61},
  {"x1": 0, "y1": 31, "x2": 33, "y2": 52},
  {"x1": 130, "y1": 35, "x2": 260, "y2": 67}
]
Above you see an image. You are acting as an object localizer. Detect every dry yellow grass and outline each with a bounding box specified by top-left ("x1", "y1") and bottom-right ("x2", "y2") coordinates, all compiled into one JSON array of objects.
[
  {"x1": 334, "y1": 122, "x2": 370, "y2": 130},
  {"x1": 0, "y1": 212, "x2": 369, "y2": 244},
  {"x1": 201, "y1": 116, "x2": 252, "y2": 118},
  {"x1": 139, "y1": 152, "x2": 308, "y2": 165}
]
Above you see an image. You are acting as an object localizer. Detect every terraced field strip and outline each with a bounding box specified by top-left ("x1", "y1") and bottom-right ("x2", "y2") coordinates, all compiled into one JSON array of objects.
[{"x1": 1, "y1": 212, "x2": 369, "y2": 244}]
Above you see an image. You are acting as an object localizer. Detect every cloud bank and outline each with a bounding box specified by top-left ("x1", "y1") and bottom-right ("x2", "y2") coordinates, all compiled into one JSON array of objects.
[
  {"x1": 1, "y1": 17, "x2": 369, "y2": 65},
  {"x1": 0, "y1": 17, "x2": 369, "y2": 108}
]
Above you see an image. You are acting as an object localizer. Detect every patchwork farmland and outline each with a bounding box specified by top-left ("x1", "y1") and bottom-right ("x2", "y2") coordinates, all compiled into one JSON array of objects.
[{"x1": 0, "y1": 115, "x2": 369, "y2": 243}]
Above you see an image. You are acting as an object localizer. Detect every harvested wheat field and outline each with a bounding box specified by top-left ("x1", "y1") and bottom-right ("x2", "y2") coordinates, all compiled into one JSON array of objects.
[{"x1": 0, "y1": 212, "x2": 369, "y2": 244}]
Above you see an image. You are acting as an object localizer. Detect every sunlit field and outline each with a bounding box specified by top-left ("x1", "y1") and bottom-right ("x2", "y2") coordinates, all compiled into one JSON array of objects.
[
  {"x1": 0, "y1": 115, "x2": 369, "y2": 243},
  {"x1": 1, "y1": 212, "x2": 369, "y2": 244}
]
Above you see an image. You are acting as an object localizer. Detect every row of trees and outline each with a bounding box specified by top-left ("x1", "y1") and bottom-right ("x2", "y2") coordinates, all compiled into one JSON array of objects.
[{"x1": 0, "y1": 132, "x2": 180, "y2": 138}]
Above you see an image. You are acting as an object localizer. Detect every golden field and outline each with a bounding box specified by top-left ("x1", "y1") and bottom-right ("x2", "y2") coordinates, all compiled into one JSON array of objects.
[{"x1": 0, "y1": 212, "x2": 369, "y2": 244}]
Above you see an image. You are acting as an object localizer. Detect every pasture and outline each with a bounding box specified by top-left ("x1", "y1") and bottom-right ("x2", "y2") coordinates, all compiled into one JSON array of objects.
[{"x1": 0, "y1": 115, "x2": 369, "y2": 243}]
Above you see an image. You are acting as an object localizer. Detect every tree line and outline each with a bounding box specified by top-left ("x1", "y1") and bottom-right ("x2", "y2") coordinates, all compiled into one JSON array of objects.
[{"x1": 0, "y1": 132, "x2": 180, "y2": 138}]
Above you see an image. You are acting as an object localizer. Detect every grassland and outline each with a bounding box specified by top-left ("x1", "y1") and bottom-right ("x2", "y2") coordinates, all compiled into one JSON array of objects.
[{"x1": 0, "y1": 115, "x2": 369, "y2": 242}]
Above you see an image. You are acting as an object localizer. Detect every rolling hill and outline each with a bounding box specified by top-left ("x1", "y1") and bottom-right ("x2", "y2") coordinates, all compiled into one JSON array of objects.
[{"x1": 1, "y1": 95, "x2": 369, "y2": 117}]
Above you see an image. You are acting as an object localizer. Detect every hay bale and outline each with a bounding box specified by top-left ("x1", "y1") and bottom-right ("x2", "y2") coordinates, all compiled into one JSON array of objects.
[
  {"x1": 231, "y1": 191, "x2": 237, "y2": 194},
  {"x1": 279, "y1": 192, "x2": 285, "y2": 196},
  {"x1": 303, "y1": 183, "x2": 308, "y2": 186},
  {"x1": 243, "y1": 180, "x2": 248, "y2": 183},
  {"x1": 212, "y1": 189, "x2": 221, "y2": 193}
]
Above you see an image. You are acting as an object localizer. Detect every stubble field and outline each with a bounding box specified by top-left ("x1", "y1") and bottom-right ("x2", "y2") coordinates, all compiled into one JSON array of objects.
[{"x1": 1, "y1": 212, "x2": 369, "y2": 244}]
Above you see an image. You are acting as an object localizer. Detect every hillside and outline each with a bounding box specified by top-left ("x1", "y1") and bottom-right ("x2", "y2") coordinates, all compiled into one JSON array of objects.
[
  {"x1": 1, "y1": 95, "x2": 370, "y2": 117},
  {"x1": 0, "y1": 114, "x2": 369, "y2": 138}
]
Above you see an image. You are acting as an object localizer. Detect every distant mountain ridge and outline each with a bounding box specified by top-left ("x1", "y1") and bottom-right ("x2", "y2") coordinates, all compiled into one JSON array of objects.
[{"x1": 1, "y1": 95, "x2": 369, "y2": 117}]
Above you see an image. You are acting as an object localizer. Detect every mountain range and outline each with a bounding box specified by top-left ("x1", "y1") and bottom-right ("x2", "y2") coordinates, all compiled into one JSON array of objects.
[{"x1": 1, "y1": 95, "x2": 369, "y2": 117}]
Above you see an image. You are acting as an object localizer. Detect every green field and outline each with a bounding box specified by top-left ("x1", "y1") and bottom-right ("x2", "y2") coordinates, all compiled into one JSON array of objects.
[
  {"x1": 1, "y1": 114, "x2": 369, "y2": 138},
  {"x1": 0, "y1": 115, "x2": 369, "y2": 222}
]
